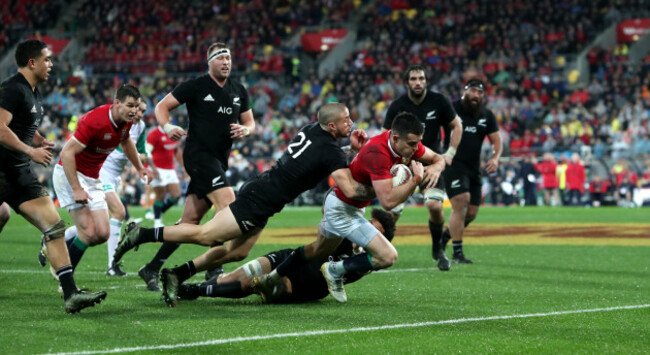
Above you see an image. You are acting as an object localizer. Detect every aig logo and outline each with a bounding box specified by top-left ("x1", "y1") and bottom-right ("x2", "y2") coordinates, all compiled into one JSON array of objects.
[
  {"x1": 217, "y1": 106, "x2": 232, "y2": 114},
  {"x1": 465, "y1": 126, "x2": 477, "y2": 133}
]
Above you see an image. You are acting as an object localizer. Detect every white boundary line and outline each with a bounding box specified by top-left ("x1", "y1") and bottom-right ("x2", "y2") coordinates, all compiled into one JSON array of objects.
[{"x1": 43, "y1": 304, "x2": 650, "y2": 355}]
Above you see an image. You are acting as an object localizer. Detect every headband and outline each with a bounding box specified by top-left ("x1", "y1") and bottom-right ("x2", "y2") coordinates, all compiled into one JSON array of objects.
[
  {"x1": 208, "y1": 48, "x2": 230, "y2": 63},
  {"x1": 464, "y1": 80, "x2": 485, "y2": 91}
]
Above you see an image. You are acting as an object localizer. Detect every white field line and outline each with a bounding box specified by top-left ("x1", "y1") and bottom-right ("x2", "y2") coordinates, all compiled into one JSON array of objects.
[{"x1": 42, "y1": 304, "x2": 650, "y2": 355}]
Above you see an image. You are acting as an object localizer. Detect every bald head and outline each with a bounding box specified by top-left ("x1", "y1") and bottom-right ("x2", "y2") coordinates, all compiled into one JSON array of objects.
[{"x1": 318, "y1": 103, "x2": 347, "y2": 128}]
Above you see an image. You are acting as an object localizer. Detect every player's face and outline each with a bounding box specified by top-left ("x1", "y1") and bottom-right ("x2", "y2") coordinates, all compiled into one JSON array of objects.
[
  {"x1": 32, "y1": 48, "x2": 53, "y2": 82},
  {"x1": 392, "y1": 132, "x2": 422, "y2": 159},
  {"x1": 136, "y1": 102, "x2": 147, "y2": 121},
  {"x1": 407, "y1": 70, "x2": 426, "y2": 98},
  {"x1": 115, "y1": 96, "x2": 141, "y2": 124},
  {"x1": 331, "y1": 108, "x2": 353, "y2": 138},
  {"x1": 462, "y1": 86, "x2": 485, "y2": 108},
  {"x1": 209, "y1": 51, "x2": 231, "y2": 80}
]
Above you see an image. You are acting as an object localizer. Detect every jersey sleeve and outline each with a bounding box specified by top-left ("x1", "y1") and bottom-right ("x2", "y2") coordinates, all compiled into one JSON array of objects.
[
  {"x1": 0, "y1": 83, "x2": 21, "y2": 114},
  {"x1": 382, "y1": 102, "x2": 398, "y2": 130},
  {"x1": 439, "y1": 95, "x2": 457, "y2": 125},
  {"x1": 323, "y1": 144, "x2": 348, "y2": 173},
  {"x1": 239, "y1": 84, "x2": 251, "y2": 113},
  {"x1": 364, "y1": 148, "x2": 393, "y2": 181},
  {"x1": 72, "y1": 114, "x2": 92, "y2": 147},
  {"x1": 170, "y1": 80, "x2": 195, "y2": 105},
  {"x1": 486, "y1": 110, "x2": 499, "y2": 134}
]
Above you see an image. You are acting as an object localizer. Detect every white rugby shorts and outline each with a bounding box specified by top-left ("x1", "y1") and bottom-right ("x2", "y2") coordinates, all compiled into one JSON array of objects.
[
  {"x1": 53, "y1": 165, "x2": 107, "y2": 211},
  {"x1": 319, "y1": 190, "x2": 380, "y2": 248},
  {"x1": 151, "y1": 168, "x2": 180, "y2": 188}
]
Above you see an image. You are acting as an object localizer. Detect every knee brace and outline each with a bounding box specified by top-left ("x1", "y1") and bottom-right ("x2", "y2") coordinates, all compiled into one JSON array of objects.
[
  {"x1": 42, "y1": 220, "x2": 66, "y2": 243},
  {"x1": 242, "y1": 259, "x2": 264, "y2": 278},
  {"x1": 424, "y1": 188, "x2": 445, "y2": 202}
]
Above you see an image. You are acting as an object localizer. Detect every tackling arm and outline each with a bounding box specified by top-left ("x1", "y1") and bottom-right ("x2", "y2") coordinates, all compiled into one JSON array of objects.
[{"x1": 330, "y1": 168, "x2": 376, "y2": 201}]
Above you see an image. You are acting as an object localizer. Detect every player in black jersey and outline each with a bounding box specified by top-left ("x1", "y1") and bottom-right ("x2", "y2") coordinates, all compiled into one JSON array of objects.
[
  {"x1": 0, "y1": 39, "x2": 106, "y2": 313},
  {"x1": 382, "y1": 65, "x2": 463, "y2": 271},
  {"x1": 175, "y1": 209, "x2": 395, "y2": 304},
  {"x1": 136, "y1": 42, "x2": 255, "y2": 291},
  {"x1": 114, "y1": 103, "x2": 374, "y2": 306},
  {"x1": 441, "y1": 79, "x2": 502, "y2": 263}
]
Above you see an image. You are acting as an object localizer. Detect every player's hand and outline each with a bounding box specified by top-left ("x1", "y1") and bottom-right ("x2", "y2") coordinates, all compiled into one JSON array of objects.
[
  {"x1": 230, "y1": 124, "x2": 250, "y2": 139},
  {"x1": 139, "y1": 168, "x2": 152, "y2": 185},
  {"x1": 72, "y1": 188, "x2": 91, "y2": 204},
  {"x1": 485, "y1": 158, "x2": 499, "y2": 174},
  {"x1": 350, "y1": 129, "x2": 368, "y2": 151},
  {"x1": 443, "y1": 155, "x2": 453, "y2": 166},
  {"x1": 40, "y1": 139, "x2": 55, "y2": 151},
  {"x1": 422, "y1": 163, "x2": 443, "y2": 189},
  {"x1": 409, "y1": 160, "x2": 424, "y2": 185},
  {"x1": 167, "y1": 127, "x2": 186, "y2": 141},
  {"x1": 28, "y1": 146, "x2": 53, "y2": 167}
]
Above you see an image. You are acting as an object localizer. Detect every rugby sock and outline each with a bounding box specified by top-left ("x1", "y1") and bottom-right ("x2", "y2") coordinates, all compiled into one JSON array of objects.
[
  {"x1": 201, "y1": 281, "x2": 247, "y2": 298},
  {"x1": 64, "y1": 226, "x2": 77, "y2": 242},
  {"x1": 172, "y1": 261, "x2": 196, "y2": 284},
  {"x1": 340, "y1": 253, "x2": 375, "y2": 275},
  {"x1": 452, "y1": 241, "x2": 464, "y2": 255},
  {"x1": 56, "y1": 265, "x2": 78, "y2": 299},
  {"x1": 121, "y1": 198, "x2": 130, "y2": 220},
  {"x1": 66, "y1": 236, "x2": 88, "y2": 269},
  {"x1": 275, "y1": 246, "x2": 308, "y2": 277},
  {"x1": 429, "y1": 221, "x2": 444, "y2": 256},
  {"x1": 153, "y1": 200, "x2": 164, "y2": 219},
  {"x1": 162, "y1": 197, "x2": 177, "y2": 213},
  {"x1": 107, "y1": 218, "x2": 123, "y2": 267},
  {"x1": 138, "y1": 226, "x2": 164, "y2": 243},
  {"x1": 147, "y1": 242, "x2": 180, "y2": 271}
]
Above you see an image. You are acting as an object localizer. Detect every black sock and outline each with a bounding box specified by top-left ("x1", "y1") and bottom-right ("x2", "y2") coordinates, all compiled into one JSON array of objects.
[
  {"x1": 453, "y1": 241, "x2": 463, "y2": 254},
  {"x1": 139, "y1": 227, "x2": 164, "y2": 243},
  {"x1": 153, "y1": 201, "x2": 164, "y2": 219},
  {"x1": 429, "y1": 221, "x2": 443, "y2": 255},
  {"x1": 200, "y1": 281, "x2": 247, "y2": 298},
  {"x1": 342, "y1": 253, "x2": 376, "y2": 274},
  {"x1": 275, "y1": 246, "x2": 307, "y2": 277},
  {"x1": 172, "y1": 261, "x2": 196, "y2": 284},
  {"x1": 66, "y1": 236, "x2": 88, "y2": 269},
  {"x1": 56, "y1": 265, "x2": 78, "y2": 299},
  {"x1": 121, "y1": 199, "x2": 130, "y2": 220},
  {"x1": 162, "y1": 197, "x2": 177, "y2": 213},
  {"x1": 147, "y1": 242, "x2": 180, "y2": 271},
  {"x1": 442, "y1": 228, "x2": 451, "y2": 244}
]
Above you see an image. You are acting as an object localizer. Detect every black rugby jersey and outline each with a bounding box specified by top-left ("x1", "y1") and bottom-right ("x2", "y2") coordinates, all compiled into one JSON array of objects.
[
  {"x1": 446, "y1": 100, "x2": 499, "y2": 170},
  {"x1": 383, "y1": 90, "x2": 456, "y2": 153},
  {"x1": 257, "y1": 122, "x2": 347, "y2": 212},
  {"x1": 0, "y1": 73, "x2": 44, "y2": 168},
  {"x1": 171, "y1": 74, "x2": 250, "y2": 166}
]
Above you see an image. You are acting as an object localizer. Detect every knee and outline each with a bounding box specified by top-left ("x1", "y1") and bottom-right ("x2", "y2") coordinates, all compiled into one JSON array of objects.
[
  {"x1": 374, "y1": 248, "x2": 398, "y2": 269},
  {"x1": 425, "y1": 201, "x2": 444, "y2": 222},
  {"x1": 465, "y1": 212, "x2": 477, "y2": 224},
  {"x1": 85, "y1": 228, "x2": 110, "y2": 246}
]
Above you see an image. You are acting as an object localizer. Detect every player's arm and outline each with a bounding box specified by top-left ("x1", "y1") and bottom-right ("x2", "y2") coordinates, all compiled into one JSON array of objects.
[
  {"x1": 372, "y1": 160, "x2": 424, "y2": 210},
  {"x1": 331, "y1": 168, "x2": 376, "y2": 201},
  {"x1": 485, "y1": 131, "x2": 502, "y2": 174},
  {"x1": 155, "y1": 93, "x2": 186, "y2": 141},
  {"x1": 443, "y1": 115, "x2": 463, "y2": 165},
  {"x1": 121, "y1": 137, "x2": 150, "y2": 183},
  {"x1": 60, "y1": 138, "x2": 89, "y2": 203},
  {"x1": 230, "y1": 109, "x2": 255, "y2": 139},
  {"x1": 0, "y1": 107, "x2": 52, "y2": 166},
  {"x1": 145, "y1": 142, "x2": 159, "y2": 178},
  {"x1": 416, "y1": 146, "x2": 446, "y2": 189}
]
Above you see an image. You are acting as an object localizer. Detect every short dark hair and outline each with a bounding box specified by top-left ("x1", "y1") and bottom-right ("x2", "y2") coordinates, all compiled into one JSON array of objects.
[
  {"x1": 402, "y1": 64, "x2": 427, "y2": 82},
  {"x1": 115, "y1": 84, "x2": 141, "y2": 102},
  {"x1": 207, "y1": 42, "x2": 228, "y2": 59},
  {"x1": 391, "y1": 111, "x2": 424, "y2": 137},
  {"x1": 371, "y1": 209, "x2": 396, "y2": 242},
  {"x1": 15, "y1": 39, "x2": 48, "y2": 68}
]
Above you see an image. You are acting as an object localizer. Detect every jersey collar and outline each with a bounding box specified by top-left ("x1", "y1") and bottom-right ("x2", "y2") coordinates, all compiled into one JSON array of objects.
[
  {"x1": 108, "y1": 106, "x2": 118, "y2": 129},
  {"x1": 386, "y1": 132, "x2": 400, "y2": 159}
]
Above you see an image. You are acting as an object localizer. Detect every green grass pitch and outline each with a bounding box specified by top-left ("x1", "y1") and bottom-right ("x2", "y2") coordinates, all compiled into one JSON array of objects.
[{"x1": 0, "y1": 206, "x2": 648, "y2": 354}]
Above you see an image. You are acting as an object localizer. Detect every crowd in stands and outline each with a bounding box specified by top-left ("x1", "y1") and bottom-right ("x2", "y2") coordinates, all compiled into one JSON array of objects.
[{"x1": 6, "y1": 0, "x2": 650, "y2": 207}]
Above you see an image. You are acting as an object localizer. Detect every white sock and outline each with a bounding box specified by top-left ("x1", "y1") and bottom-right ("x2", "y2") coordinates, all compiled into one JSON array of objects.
[
  {"x1": 154, "y1": 219, "x2": 164, "y2": 228},
  {"x1": 64, "y1": 226, "x2": 77, "y2": 242},
  {"x1": 107, "y1": 218, "x2": 123, "y2": 267},
  {"x1": 329, "y1": 261, "x2": 346, "y2": 277}
]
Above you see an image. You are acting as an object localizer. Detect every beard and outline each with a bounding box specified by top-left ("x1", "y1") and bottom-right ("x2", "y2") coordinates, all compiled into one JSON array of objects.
[
  {"x1": 408, "y1": 86, "x2": 425, "y2": 99},
  {"x1": 461, "y1": 96, "x2": 483, "y2": 117}
]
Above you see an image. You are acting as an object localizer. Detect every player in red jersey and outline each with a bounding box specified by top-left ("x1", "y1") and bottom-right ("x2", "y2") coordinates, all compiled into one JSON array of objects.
[
  {"x1": 256, "y1": 112, "x2": 446, "y2": 302},
  {"x1": 146, "y1": 126, "x2": 182, "y2": 228},
  {"x1": 51, "y1": 84, "x2": 150, "y2": 272}
]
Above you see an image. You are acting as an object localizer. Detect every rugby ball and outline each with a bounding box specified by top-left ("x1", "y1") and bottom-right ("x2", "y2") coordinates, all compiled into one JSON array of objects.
[{"x1": 390, "y1": 164, "x2": 413, "y2": 187}]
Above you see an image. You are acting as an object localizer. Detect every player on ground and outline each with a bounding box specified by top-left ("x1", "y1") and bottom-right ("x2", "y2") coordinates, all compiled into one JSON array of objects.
[
  {"x1": 382, "y1": 65, "x2": 462, "y2": 271},
  {"x1": 0, "y1": 39, "x2": 105, "y2": 313},
  {"x1": 52, "y1": 84, "x2": 150, "y2": 275},
  {"x1": 114, "y1": 103, "x2": 374, "y2": 306},
  {"x1": 441, "y1": 79, "x2": 502, "y2": 263},
  {"x1": 177, "y1": 209, "x2": 395, "y2": 303},
  {"x1": 136, "y1": 42, "x2": 254, "y2": 291},
  {"x1": 146, "y1": 124, "x2": 182, "y2": 228}
]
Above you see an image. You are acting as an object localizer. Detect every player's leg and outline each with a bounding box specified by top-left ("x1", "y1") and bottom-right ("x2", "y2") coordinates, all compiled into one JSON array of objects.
[
  {"x1": 152, "y1": 185, "x2": 166, "y2": 228},
  {"x1": 105, "y1": 190, "x2": 127, "y2": 276},
  {"x1": 0, "y1": 202, "x2": 10, "y2": 233},
  {"x1": 448, "y1": 192, "x2": 470, "y2": 262},
  {"x1": 18, "y1": 196, "x2": 106, "y2": 312},
  {"x1": 161, "y1": 181, "x2": 182, "y2": 213},
  {"x1": 423, "y1": 184, "x2": 450, "y2": 270}
]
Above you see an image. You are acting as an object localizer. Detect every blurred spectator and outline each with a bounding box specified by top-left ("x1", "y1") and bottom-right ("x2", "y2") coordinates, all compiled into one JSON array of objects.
[
  {"x1": 519, "y1": 155, "x2": 539, "y2": 206},
  {"x1": 535, "y1": 152, "x2": 560, "y2": 206},
  {"x1": 588, "y1": 174, "x2": 609, "y2": 207},
  {"x1": 565, "y1": 153, "x2": 586, "y2": 206}
]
